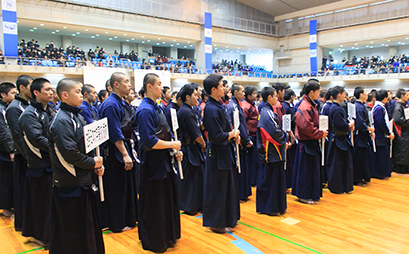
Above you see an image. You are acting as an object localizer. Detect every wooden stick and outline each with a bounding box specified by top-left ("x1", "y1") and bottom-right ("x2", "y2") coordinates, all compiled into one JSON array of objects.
[
  {"x1": 390, "y1": 139, "x2": 393, "y2": 158},
  {"x1": 173, "y1": 131, "x2": 184, "y2": 180},
  {"x1": 321, "y1": 137, "x2": 325, "y2": 166},
  {"x1": 351, "y1": 131, "x2": 354, "y2": 146},
  {"x1": 284, "y1": 147, "x2": 287, "y2": 170},
  {"x1": 372, "y1": 136, "x2": 376, "y2": 153},
  {"x1": 96, "y1": 146, "x2": 104, "y2": 202},
  {"x1": 236, "y1": 143, "x2": 241, "y2": 174}
]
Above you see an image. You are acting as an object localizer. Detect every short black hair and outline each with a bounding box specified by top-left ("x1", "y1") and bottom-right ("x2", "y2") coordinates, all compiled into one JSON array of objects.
[
  {"x1": 261, "y1": 86, "x2": 276, "y2": 102},
  {"x1": 110, "y1": 72, "x2": 126, "y2": 88},
  {"x1": 179, "y1": 84, "x2": 196, "y2": 102},
  {"x1": 30, "y1": 78, "x2": 50, "y2": 99},
  {"x1": 171, "y1": 91, "x2": 178, "y2": 97},
  {"x1": 0, "y1": 82, "x2": 16, "y2": 99},
  {"x1": 201, "y1": 88, "x2": 207, "y2": 101},
  {"x1": 222, "y1": 80, "x2": 228, "y2": 86},
  {"x1": 331, "y1": 86, "x2": 345, "y2": 99},
  {"x1": 138, "y1": 88, "x2": 145, "y2": 97},
  {"x1": 325, "y1": 88, "x2": 333, "y2": 101},
  {"x1": 320, "y1": 89, "x2": 326, "y2": 98},
  {"x1": 272, "y1": 82, "x2": 284, "y2": 92},
  {"x1": 143, "y1": 73, "x2": 159, "y2": 92},
  {"x1": 16, "y1": 75, "x2": 33, "y2": 93},
  {"x1": 203, "y1": 74, "x2": 223, "y2": 95},
  {"x1": 105, "y1": 79, "x2": 111, "y2": 91},
  {"x1": 375, "y1": 89, "x2": 388, "y2": 101},
  {"x1": 354, "y1": 86, "x2": 365, "y2": 99},
  {"x1": 396, "y1": 88, "x2": 408, "y2": 99},
  {"x1": 284, "y1": 89, "x2": 295, "y2": 101},
  {"x1": 56, "y1": 78, "x2": 80, "y2": 98},
  {"x1": 244, "y1": 85, "x2": 257, "y2": 99},
  {"x1": 81, "y1": 84, "x2": 95, "y2": 95},
  {"x1": 162, "y1": 86, "x2": 170, "y2": 94},
  {"x1": 191, "y1": 83, "x2": 200, "y2": 91},
  {"x1": 303, "y1": 79, "x2": 320, "y2": 96},
  {"x1": 367, "y1": 92, "x2": 375, "y2": 102},
  {"x1": 98, "y1": 90, "x2": 108, "y2": 101},
  {"x1": 231, "y1": 83, "x2": 243, "y2": 97}
]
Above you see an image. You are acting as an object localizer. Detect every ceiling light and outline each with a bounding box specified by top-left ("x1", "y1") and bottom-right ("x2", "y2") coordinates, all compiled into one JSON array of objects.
[
  {"x1": 188, "y1": 41, "x2": 190, "y2": 43},
  {"x1": 40, "y1": 24, "x2": 44, "y2": 26},
  {"x1": 157, "y1": 43, "x2": 160, "y2": 45},
  {"x1": 158, "y1": 38, "x2": 161, "y2": 40},
  {"x1": 215, "y1": 48, "x2": 217, "y2": 50},
  {"x1": 387, "y1": 39, "x2": 390, "y2": 41},
  {"x1": 340, "y1": 45, "x2": 343, "y2": 47},
  {"x1": 190, "y1": 45, "x2": 193, "y2": 47},
  {"x1": 63, "y1": 27, "x2": 67, "y2": 29},
  {"x1": 91, "y1": 36, "x2": 95, "y2": 38},
  {"x1": 226, "y1": 46, "x2": 229, "y2": 48},
  {"x1": 385, "y1": 44, "x2": 389, "y2": 46},
  {"x1": 406, "y1": 38, "x2": 409, "y2": 40},
  {"x1": 76, "y1": 32, "x2": 80, "y2": 34},
  {"x1": 403, "y1": 43, "x2": 406, "y2": 45},
  {"x1": 141, "y1": 36, "x2": 144, "y2": 38},
  {"x1": 354, "y1": 43, "x2": 358, "y2": 45},
  {"x1": 370, "y1": 46, "x2": 373, "y2": 48},
  {"x1": 147, "y1": 40, "x2": 150, "y2": 42},
  {"x1": 398, "y1": 42, "x2": 401, "y2": 44},
  {"x1": 124, "y1": 34, "x2": 127, "y2": 36},
  {"x1": 109, "y1": 38, "x2": 112, "y2": 40},
  {"x1": 85, "y1": 29, "x2": 88, "y2": 31},
  {"x1": 52, "y1": 32, "x2": 55, "y2": 34},
  {"x1": 126, "y1": 40, "x2": 129, "y2": 42},
  {"x1": 176, "y1": 43, "x2": 179, "y2": 45},
  {"x1": 171, "y1": 45, "x2": 174, "y2": 47},
  {"x1": 96, "y1": 34, "x2": 99, "y2": 36},
  {"x1": 370, "y1": 42, "x2": 374, "y2": 44},
  {"x1": 173, "y1": 40, "x2": 176, "y2": 42},
  {"x1": 131, "y1": 38, "x2": 134, "y2": 41},
  {"x1": 184, "y1": 46, "x2": 187, "y2": 48},
  {"x1": 72, "y1": 34, "x2": 76, "y2": 36},
  {"x1": 105, "y1": 32, "x2": 109, "y2": 34},
  {"x1": 114, "y1": 36, "x2": 117, "y2": 39},
  {"x1": 162, "y1": 42, "x2": 165, "y2": 44},
  {"x1": 142, "y1": 41, "x2": 145, "y2": 44},
  {"x1": 366, "y1": 45, "x2": 369, "y2": 47},
  {"x1": 56, "y1": 30, "x2": 59, "y2": 32},
  {"x1": 33, "y1": 27, "x2": 37, "y2": 30}
]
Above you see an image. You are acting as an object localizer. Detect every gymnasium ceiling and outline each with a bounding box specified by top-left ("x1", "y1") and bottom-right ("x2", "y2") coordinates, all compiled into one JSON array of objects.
[{"x1": 237, "y1": 0, "x2": 343, "y2": 17}]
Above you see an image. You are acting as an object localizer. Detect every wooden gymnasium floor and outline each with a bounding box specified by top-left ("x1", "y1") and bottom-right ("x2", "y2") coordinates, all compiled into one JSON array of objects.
[{"x1": 1, "y1": 173, "x2": 409, "y2": 254}]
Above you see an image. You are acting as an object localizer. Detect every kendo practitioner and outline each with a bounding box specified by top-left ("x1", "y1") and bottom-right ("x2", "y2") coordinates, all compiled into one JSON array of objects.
[
  {"x1": 6, "y1": 75, "x2": 33, "y2": 230},
  {"x1": 98, "y1": 72, "x2": 137, "y2": 233},
  {"x1": 48, "y1": 79, "x2": 105, "y2": 254},
  {"x1": 282, "y1": 89, "x2": 297, "y2": 189},
  {"x1": 392, "y1": 89, "x2": 409, "y2": 173},
  {"x1": 164, "y1": 92, "x2": 183, "y2": 132},
  {"x1": 326, "y1": 86, "x2": 354, "y2": 194},
  {"x1": 220, "y1": 80, "x2": 230, "y2": 106},
  {"x1": 19, "y1": 78, "x2": 55, "y2": 247},
  {"x1": 78, "y1": 84, "x2": 99, "y2": 124},
  {"x1": 0, "y1": 82, "x2": 17, "y2": 218},
  {"x1": 272, "y1": 83, "x2": 287, "y2": 126},
  {"x1": 177, "y1": 84, "x2": 205, "y2": 215},
  {"x1": 242, "y1": 85, "x2": 259, "y2": 186},
  {"x1": 159, "y1": 86, "x2": 172, "y2": 109},
  {"x1": 135, "y1": 73, "x2": 182, "y2": 252},
  {"x1": 202, "y1": 74, "x2": 240, "y2": 234},
  {"x1": 256, "y1": 87, "x2": 288, "y2": 216},
  {"x1": 227, "y1": 83, "x2": 252, "y2": 202},
  {"x1": 371, "y1": 89, "x2": 395, "y2": 179},
  {"x1": 353, "y1": 87, "x2": 374, "y2": 186},
  {"x1": 292, "y1": 80, "x2": 327, "y2": 205},
  {"x1": 320, "y1": 88, "x2": 333, "y2": 186}
]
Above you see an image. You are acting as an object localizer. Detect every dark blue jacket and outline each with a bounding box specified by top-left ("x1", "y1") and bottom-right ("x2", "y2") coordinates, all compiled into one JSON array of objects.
[
  {"x1": 227, "y1": 96, "x2": 251, "y2": 147},
  {"x1": 354, "y1": 101, "x2": 371, "y2": 148},
  {"x1": 329, "y1": 102, "x2": 352, "y2": 151},
  {"x1": 257, "y1": 103, "x2": 287, "y2": 163},
  {"x1": 78, "y1": 100, "x2": 98, "y2": 124}
]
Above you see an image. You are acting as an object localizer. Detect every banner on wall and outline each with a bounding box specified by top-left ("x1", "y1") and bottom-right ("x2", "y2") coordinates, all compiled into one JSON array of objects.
[
  {"x1": 309, "y1": 20, "x2": 318, "y2": 74},
  {"x1": 83, "y1": 67, "x2": 126, "y2": 92},
  {"x1": 204, "y1": 12, "x2": 212, "y2": 73},
  {"x1": 2, "y1": 0, "x2": 18, "y2": 57},
  {"x1": 133, "y1": 69, "x2": 171, "y2": 92}
]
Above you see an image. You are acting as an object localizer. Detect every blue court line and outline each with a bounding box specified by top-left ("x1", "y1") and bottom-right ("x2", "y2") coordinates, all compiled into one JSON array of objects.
[{"x1": 228, "y1": 231, "x2": 264, "y2": 254}]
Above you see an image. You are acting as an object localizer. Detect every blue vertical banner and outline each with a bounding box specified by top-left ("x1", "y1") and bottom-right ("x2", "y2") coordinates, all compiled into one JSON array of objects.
[
  {"x1": 204, "y1": 12, "x2": 212, "y2": 73},
  {"x1": 2, "y1": 0, "x2": 18, "y2": 57},
  {"x1": 309, "y1": 20, "x2": 317, "y2": 74}
]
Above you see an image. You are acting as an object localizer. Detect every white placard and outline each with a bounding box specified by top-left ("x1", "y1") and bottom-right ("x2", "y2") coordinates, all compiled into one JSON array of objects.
[
  {"x1": 205, "y1": 28, "x2": 212, "y2": 38},
  {"x1": 83, "y1": 67, "x2": 127, "y2": 93},
  {"x1": 319, "y1": 115, "x2": 329, "y2": 131},
  {"x1": 170, "y1": 108, "x2": 179, "y2": 131},
  {"x1": 133, "y1": 69, "x2": 171, "y2": 93},
  {"x1": 348, "y1": 103, "x2": 356, "y2": 119},
  {"x1": 282, "y1": 114, "x2": 291, "y2": 132},
  {"x1": 310, "y1": 49, "x2": 317, "y2": 58},
  {"x1": 404, "y1": 108, "x2": 409, "y2": 120},
  {"x1": 84, "y1": 118, "x2": 109, "y2": 154},
  {"x1": 233, "y1": 108, "x2": 240, "y2": 134}
]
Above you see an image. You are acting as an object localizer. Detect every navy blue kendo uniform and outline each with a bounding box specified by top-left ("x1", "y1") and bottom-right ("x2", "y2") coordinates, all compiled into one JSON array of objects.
[
  {"x1": 78, "y1": 100, "x2": 98, "y2": 124},
  {"x1": 353, "y1": 100, "x2": 371, "y2": 184},
  {"x1": 203, "y1": 97, "x2": 240, "y2": 229}
]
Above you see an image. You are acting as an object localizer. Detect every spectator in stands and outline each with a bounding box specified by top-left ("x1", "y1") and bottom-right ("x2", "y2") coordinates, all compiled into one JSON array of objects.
[
  {"x1": 0, "y1": 50, "x2": 4, "y2": 64},
  {"x1": 148, "y1": 50, "x2": 153, "y2": 57}
]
